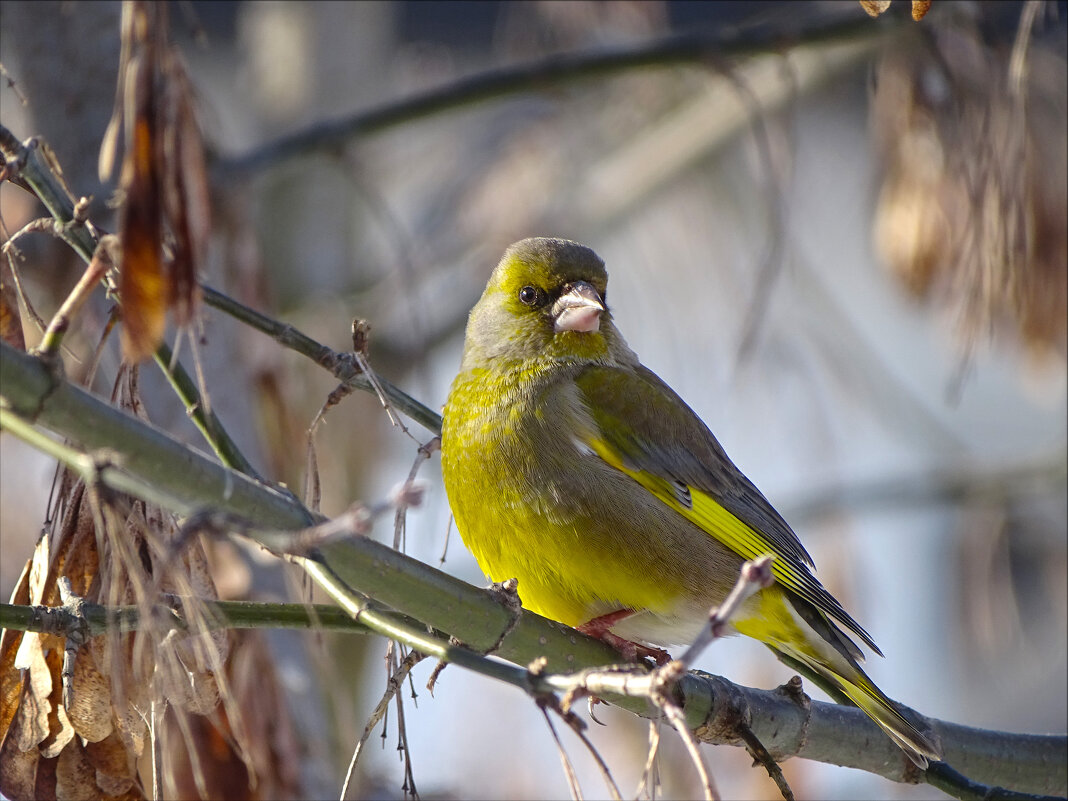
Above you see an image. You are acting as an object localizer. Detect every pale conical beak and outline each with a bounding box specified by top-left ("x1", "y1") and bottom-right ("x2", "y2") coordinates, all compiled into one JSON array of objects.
[{"x1": 552, "y1": 281, "x2": 605, "y2": 333}]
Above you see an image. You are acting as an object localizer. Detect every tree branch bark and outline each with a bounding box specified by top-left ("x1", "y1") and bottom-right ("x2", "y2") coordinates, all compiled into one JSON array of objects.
[{"x1": 2, "y1": 339, "x2": 1064, "y2": 797}]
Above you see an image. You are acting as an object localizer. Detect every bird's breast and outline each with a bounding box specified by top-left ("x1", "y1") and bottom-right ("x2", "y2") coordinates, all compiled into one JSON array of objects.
[{"x1": 441, "y1": 367, "x2": 743, "y2": 638}]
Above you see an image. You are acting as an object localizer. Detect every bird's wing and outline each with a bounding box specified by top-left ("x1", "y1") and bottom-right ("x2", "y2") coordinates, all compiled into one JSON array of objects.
[{"x1": 573, "y1": 364, "x2": 881, "y2": 656}]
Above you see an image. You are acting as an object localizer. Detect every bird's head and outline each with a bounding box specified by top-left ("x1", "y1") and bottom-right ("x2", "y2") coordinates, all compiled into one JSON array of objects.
[{"x1": 461, "y1": 238, "x2": 634, "y2": 369}]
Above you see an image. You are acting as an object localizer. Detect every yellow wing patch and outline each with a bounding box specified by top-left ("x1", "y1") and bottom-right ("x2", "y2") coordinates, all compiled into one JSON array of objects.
[
  {"x1": 586, "y1": 436, "x2": 878, "y2": 653},
  {"x1": 587, "y1": 438, "x2": 807, "y2": 587}
]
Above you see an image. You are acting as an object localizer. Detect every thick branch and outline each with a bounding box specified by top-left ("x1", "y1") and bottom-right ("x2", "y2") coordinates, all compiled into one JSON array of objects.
[
  {"x1": 1, "y1": 340, "x2": 1064, "y2": 795},
  {"x1": 0, "y1": 341, "x2": 311, "y2": 528},
  {"x1": 0, "y1": 598, "x2": 373, "y2": 637}
]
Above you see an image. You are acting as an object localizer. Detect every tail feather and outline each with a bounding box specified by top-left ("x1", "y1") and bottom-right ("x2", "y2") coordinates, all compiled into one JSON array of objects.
[
  {"x1": 809, "y1": 660, "x2": 942, "y2": 768},
  {"x1": 735, "y1": 588, "x2": 942, "y2": 768}
]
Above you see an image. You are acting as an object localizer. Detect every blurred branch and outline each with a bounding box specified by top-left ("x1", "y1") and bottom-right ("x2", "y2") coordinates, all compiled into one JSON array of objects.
[
  {"x1": 785, "y1": 456, "x2": 1068, "y2": 524},
  {"x1": 2, "y1": 339, "x2": 1065, "y2": 797},
  {"x1": 214, "y1": 12, "x2": 891, "y2": 177},
  {"x1": 200, "y1": 284, "x2": 442, "y2": 434},
  {"x1": 153, "y1": 338, "x2": 263, "y2": 478},
  {"x1": 0, "y1": 128, "x2": 97, "y2": 263}
]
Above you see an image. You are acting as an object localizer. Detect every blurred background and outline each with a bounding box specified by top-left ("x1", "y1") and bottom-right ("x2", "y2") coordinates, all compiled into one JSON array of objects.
[{"x1": 1, "y1": 1, "x2": 1065, "y2": 799}]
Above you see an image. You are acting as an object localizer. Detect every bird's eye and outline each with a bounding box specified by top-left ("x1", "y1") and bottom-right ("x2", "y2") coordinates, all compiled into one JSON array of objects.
[{"x1": 518, "y1": 285, "x2": 539, "y2": 306}]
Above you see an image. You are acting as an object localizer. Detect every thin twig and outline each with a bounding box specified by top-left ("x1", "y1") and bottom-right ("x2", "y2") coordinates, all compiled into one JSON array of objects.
[
  {"x1": 539, "y1": 700, "x2": 585, "y2": 801},
  {"x1": 340, "y1": 650, "x2": 425, "y2": 801},
  {"x1": 304, "y1": 432, "x2": 322, "y2": 514},
  {"x1": 736, "y1": 723, "x2": 795, "y2": 801},
  {"x1": 34, "y1": 238, "x2": 115, "y2": 359},
  {"x1": 152, "y1": 338, "x2": 261, "y2": 477},
  {"x1": 392, "y1": 437, "x2": 438, "y2": 552},
  {"x1": 393, "y1": 657, "x2": 419, "y2": 800},
  {"x1": 201, "y1": 284, "x2": 442, "y2": 434},
  {"x1": 353, "y1": 347, "x2": 414, "y2": 441},
  {"x1": 151, "y1": 695, "x2": 164, "y2": 801},
  {"x1": 3, "y1": 218, "x2": 74, "y2": 335},
  {"x1": 438, "y1": 514, "x2": 453, "y2": 565},
  {"x1": 185, "y1": 323, "x2": 212, "y2": 419},
  {"x1": 562, "y1": 711, "x2": 624, "y2": 801},
  {"x1": 637, "y1": 717, "x2": 663, "y2": 801},
  {"x1": 653, "y1": 689, "x2": 719, "y2": 801},
  {"x1": 307, "y1": 319, "x2": 369, "y2": 437},
  {"x1": 176, "y1": 484, "x2": 425, "y2": 559},
  {"x1": 56, "y1": 577, "x2": 90, "y2": 710},
  {"x1": 0, "y1": 61, "x2": 28, "y2": 106},
  {"x1": 675, "y1": 555, "x2": 776, "y2": 669},
  {"x1": 560, "y1": 557, "x2": 776, "y2": 801}
]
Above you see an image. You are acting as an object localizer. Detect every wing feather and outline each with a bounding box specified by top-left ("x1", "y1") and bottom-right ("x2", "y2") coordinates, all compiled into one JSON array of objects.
[{"x1": 575, "y1": 364, "x2": 882, "y2": 656}]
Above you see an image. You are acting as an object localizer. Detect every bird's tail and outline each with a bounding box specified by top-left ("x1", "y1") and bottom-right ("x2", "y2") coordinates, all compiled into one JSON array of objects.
[
  {"x1": 734, "y1": 588, "x2": 942, "y2": 768},
  {"x1": 787, "y1": 650, "x2": 942, "y2": 768}
]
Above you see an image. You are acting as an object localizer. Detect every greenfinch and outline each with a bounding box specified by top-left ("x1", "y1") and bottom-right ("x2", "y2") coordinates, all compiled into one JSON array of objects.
[{"x1": 441, "y1": 237, "x2": 941, "y2": 768}]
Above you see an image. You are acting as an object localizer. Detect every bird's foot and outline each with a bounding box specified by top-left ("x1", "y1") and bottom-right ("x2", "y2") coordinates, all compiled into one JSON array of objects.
[{"x1": 577, "y1": 610, "x2": 672, "y2": 666}]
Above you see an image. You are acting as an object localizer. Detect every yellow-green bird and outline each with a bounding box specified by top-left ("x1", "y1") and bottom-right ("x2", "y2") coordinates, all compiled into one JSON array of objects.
[{"x1": 440, "y1": 237, "x2": 941, "y2": 768}]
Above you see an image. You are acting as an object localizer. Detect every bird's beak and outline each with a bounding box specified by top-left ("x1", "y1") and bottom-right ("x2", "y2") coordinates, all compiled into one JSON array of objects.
[{"x1": 552, "y1": 281, "x2": 605, "y2": 333}]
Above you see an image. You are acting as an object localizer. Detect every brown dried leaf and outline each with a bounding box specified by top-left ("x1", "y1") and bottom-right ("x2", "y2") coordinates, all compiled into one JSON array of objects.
[
  {"x1": 859, "y1": 0, "x2": 891, "y2": 17},
  {"x1": 0, "y1": 257, "x2": 26, "y2": 350},
  {"x1": 154, "y1": 631, "x2": 301, "y2": 799},
  {"x1": 38, "y1": 648, "x2": 73, "y2": 760},
  {"x1": 165, "y1": 707, "x2": 254, "y2": 801},
  {"x1": 56, "y1": 738, "x2": 102, "y2": 801},
  {"x1": 34, "y1": 754, "x2": 58, "y2": 801},
  {"x1": 912, "y1": 0, "x2": 932, "y2": 20},
  {"x1": 138, "y1": 506, "x2": 230, "y2": 687},
  {"x1": 1, "y1": 497, "x2": 90, "y2": 800},
  {"x1": 223, "y1": 631, "x2": 302, "y2": 797},
  {"x1": 99, "y1": 0, "x2": 137, "y2": 183},
  {"x1": 872, "y1": 22, "x2": 1067, "y2": 359},
  {"x1": 0, "y1": 553, "x2": 33, "y2": 741},
  {"x1": 66, "y1": 650, "x2": 114, "y2": 743},
  {"x1": 112, "y1": 0, "x2": 209, "y2": 360},
  {"x1": 1, "y1": 370, "x2": 246, "y2": 800},
  {"x1": 162, "y1": 51, "x2": 208, "y2": 326},
  {"x1": 158, "y1": 651, "x2": 220, "y2": 716},
  {"x1": 118, "y1": 48, "x2": 167, "y2": 363},
  {"x1": 26, "y1": 523, "x2": 55, "y2": 606},
  {"x1": 28, "y1": 478, "x2": 99, "y2": 613},
  {"x1": 873, "y1": 157, "x2": 948, "y2": 294},
  {"x1": 10, "y1": 634, "x2": 53, "y2": 752},
  {"x1": 84, "y1": 729, "x2": 139, "y2": 789},
  {"x1": 0, "y1": 732, "x2": 39, "y2": 800},
  {"x1": 57, "y1": 488, "x2": 102, "y2": 602},
  {"x1": 111, "y1": 691, "x2": 149, "y2": 760},
  {"x1": 156, "y1": 621, "x2": 223, "y2": 717},
  {"x1": 96, "y1": 771, "x2": 141, "y2": 800}
]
